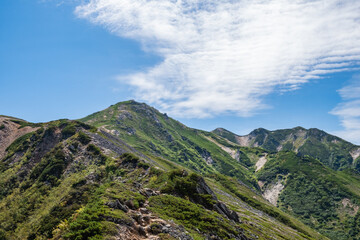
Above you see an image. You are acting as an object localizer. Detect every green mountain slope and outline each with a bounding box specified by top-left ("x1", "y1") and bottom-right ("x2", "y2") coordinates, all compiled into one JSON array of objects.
[
  {"x1": 257, "y1": 151, "x2": 360, "y2": 239},
  {"x1": 80, "y1": 100, "x2": 258, "y2": 188},
  {"x1": 3, "y1": 100, "x2": 358, "y2": 239},
  {"x1": 211, "y1": 128, "x2": 360, "y2": 239},
  {"x1": 213, "y1": 127, "x2": 360, "y2": 171},
  {"x1": 0, "y1": 114, "x2": 325, "y2": 240},
  {"x1": 81, "y1": 101, "x2": 360, "y2": 239}
]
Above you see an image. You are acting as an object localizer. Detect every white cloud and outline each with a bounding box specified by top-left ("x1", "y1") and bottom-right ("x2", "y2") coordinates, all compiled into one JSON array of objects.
[
  {"x1": 330, "y1": 75, "x2": 360, "y2": 145},
  {"x1": 75, "y1": 0, "x2": 360, "y2": 118}
]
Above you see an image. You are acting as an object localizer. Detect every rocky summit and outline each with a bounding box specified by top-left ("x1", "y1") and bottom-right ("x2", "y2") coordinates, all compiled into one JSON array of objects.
[{"x1": 0, "y1": 101, "x2": 360, "y2": 240}]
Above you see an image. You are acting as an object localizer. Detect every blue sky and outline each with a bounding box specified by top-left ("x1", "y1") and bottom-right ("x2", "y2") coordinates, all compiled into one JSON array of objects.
[{"x1": 1, "y1": 0, "x2": 360, "y2": 144}]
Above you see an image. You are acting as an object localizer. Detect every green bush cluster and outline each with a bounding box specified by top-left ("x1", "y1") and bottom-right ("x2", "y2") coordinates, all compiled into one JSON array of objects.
[
  {"x1": 9, "y1": 119, "x2": 41, "y2": 129},
  {"x1": 0, "y1": 229, "x2": 6, "y2": 240},
  {"x1": 118, "y1": 153, "x2": 149, "y2": 170},
  {"x1": 64, "y1": 200, "x2": 103, "y2": 240},
  {"x1": 343, "y1": 212, "x2": 360, "y2": 239},
  {"x1": 237, "y1": 150, "x2": 253, "y2": 167},
  {"x1": 279, "y1": 174, "x2": 345, "y2": 222},
  {"x1": 77, "y1": 131, "x2": 91, "y2": 145},
  {"x1": 36, "y1": 183, "x2": 93, "y2": 238},
  {"x1": 62, "y1": 124, "x2": 77, "y2": 139},
  {"x1": 149, "y1": 194, "x2": 238, "y2": 239},
  {"x1": 120, "y1": 152, "x2": 139, "y2": 164},
  {"x1": 4, "y1": 132, "x2": 34, "y2": 159},
  {"x1": 104, "y1": 182, "x2": 145, "y2": 210},
  {"x1": 161, "y1": 170, "x2": 216, "y2": 209},
  {"x1": 30, "y1": 147, "x2": 67, "y2": 186},
  {"x1": 87, "y1": 144, "x2": 107, "y2": 164}
]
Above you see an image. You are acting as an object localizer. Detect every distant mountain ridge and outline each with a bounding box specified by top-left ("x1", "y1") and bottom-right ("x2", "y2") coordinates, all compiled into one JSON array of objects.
[{"x1": 213, "y1": 126, "x2": 360, "y2": 171}]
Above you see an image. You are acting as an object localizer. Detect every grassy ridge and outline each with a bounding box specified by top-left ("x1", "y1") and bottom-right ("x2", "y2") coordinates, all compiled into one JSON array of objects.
[{"x1": 80, "y1": 101, "x2": 257, "y2": 188}]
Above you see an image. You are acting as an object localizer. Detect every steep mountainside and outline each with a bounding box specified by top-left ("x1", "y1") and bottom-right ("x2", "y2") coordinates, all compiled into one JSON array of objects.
[
  {"x1": 80, "y1": 101, "x2": 360, "y2": 239},
  {"x1": 0, "y1": 116, "x2": 40, "y2": 159},
  {"x1": 213, "y1": 127, "x2": 360, "y2": 171},
  {"x1": 211, "y1": 127, "x2": 360, "y2": 239},
  {"x1": 0, "y1": 113, "x2": 324, "y2": 240},
  {"x1": 257, "y1": 152, "x2": 360, "y2": 239},
  {"x1": 80, "y1": 100, "x2": 257, "y2": 188},
  {"x1": 2, "y1": 101, "x2": 360, "y2": 239}
]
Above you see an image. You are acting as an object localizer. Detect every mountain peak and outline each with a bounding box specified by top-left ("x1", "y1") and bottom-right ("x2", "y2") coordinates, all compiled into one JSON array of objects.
[
  {"x1": 292, "y1": 126, "x2": 306, "y2": 131},
  {"x1": 116, "y1": 99, "x2": 144, "y2": 105},
  {"x1": 212, "y1": 127, "x2": 232, "y2": 133},
  {"x1": 250, "y1": 128, "x2": 269, "y2": 135},
  {"x1": 247, "y1": 128, "x2": 270, "y2": 139}
]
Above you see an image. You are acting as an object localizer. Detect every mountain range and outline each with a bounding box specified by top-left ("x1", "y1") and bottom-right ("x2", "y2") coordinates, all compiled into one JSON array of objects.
[{"x1": 0, "y1": 100, "x2": 359, "y2": 240}]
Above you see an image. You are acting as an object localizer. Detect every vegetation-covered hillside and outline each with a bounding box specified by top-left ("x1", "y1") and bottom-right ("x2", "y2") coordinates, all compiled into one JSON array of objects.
[
  {"x1": 2, "y1": 101, "x2": 360, "y2": 239},
  {"x1": 257, "y1": 152, "x2": 360, "y2": 239},
  {"x1": 0, "y1": 114, "x2": 323, "y2": 240},
  {"x1": 211, "y1": 127, "x2": 360, "y2": 239},
  {"x1": 213, "y1": 127, "x2": 360, "y2": 171},
  {"x1": 80, "y1": 100, "x2": 258, "y2": 188}
]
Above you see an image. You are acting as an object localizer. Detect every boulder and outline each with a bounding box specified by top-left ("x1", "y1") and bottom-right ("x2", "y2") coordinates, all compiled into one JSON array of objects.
[{"x1": 105, "y1": 199, "x2": 129, "y2": 213}]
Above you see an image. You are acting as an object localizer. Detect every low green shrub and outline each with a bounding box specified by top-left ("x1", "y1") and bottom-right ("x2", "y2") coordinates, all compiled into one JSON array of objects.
[
  {"x1": 9, "y1": 119, "x2": 40, "y2": 128},
  {"x1": 87, "y1": 144, "x2": 102, "y2": 155},
  {"x1": 64, "y1": 204, "x2": 103, "y2": 240},
  {"x1": 87, "y1": 144, "x2": 107, "y2": 164},
  {"x1": 30, "y1": 147, "x2": 67, "y2": 186},
  {"x1": 0, "y1": 229, "x2": 7, "y2": 240},
  {"x1": 137, "y1": 161, "x2": 150, "y2": 170},
  {"x1": 120, "y1": 153, "x2": 139, "y2": 164},
  {"x1": 149, "y1": 195, "x2": 238, "y2": 239},
  {"x1": 77, "y1": 131, "x2": 91, "y2": 145},
  {"x1": 62, "y1": 124, "x2": 77, "y2": 139},
  {"x1": 161, "y1": 171, "x2": 216, "y2": 209}
]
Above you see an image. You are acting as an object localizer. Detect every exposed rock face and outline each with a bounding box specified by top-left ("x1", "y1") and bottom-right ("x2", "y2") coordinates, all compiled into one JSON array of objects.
[
  {"x1": 214, "y1": 201, "x2": 240, "y2": 223},
  {"x1": 0, "y1": 117, "x2": 39, "y2": 159},
  {"x1": 195, "y1": 147, "x2": 214, "y2": 165},
  {"x1": 105, "y1": 208, "x2": 194, "y2": 240},
  {"x1": 341, "y1": 198, "x2": 359, "y2": 216},
  {"x1": 195, "y1": 176, "x2": 217, "y2": 198},
  {"x1": 117, "y1": 110, "x2": 133, "y2": 120},
  {"x1": 89, "y1": 130, "x2": 128, "y2": 156},
  {"x1": 104, "y1": 191, "x2": 194, "y2": 240},
  {"x1": 105, "y1": 199, "x2": 129, "y2": 212},
  {"x1": 203, "y1": 135, "x2": 238, "y2": 161},
  {"x1": 2, "y1": 123, "x2": 67, "y2": 182},
  {"x1": 234, "y1": 149, "x2": 241, "y2": 162},
  {"x1": 139, "y1": 188, "x2": 160, "y2": 198},
  {"x1": 255, "y1": 154, "x2": 268, "y2": 172},
  {"x1": 351, "y1": 147, "x2": 360, "y2": 161},
  {"x1": 263, "y1": 181, "x2": 285, "y2": 206},
  {"x1": 194, "y1": 174, "x2": 241, "y2": 223},
  {"x1": 258, "y1": 181, "x2": 265, "y2": 189}
]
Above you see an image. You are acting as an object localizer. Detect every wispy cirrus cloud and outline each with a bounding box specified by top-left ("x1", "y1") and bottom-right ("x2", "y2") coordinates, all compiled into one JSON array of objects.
[
  {"x1": 331, "y1": 75, "x2": 360, "y2": 145},
  {"x1": 75, "y1": 0, "x2": 360, "y2": 118}
]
